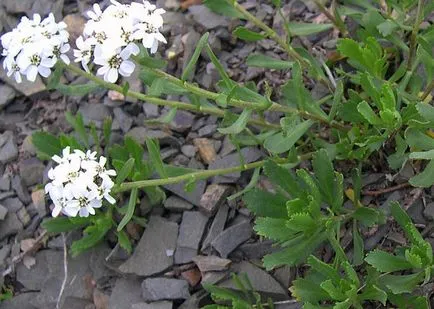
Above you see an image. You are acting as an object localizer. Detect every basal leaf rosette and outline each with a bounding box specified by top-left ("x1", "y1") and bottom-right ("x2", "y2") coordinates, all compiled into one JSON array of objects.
[
  {"x1": 74, "y1": 0, "x2": 167, "y2": 82},
  {"x1": 45, "y1": 147, "x2": 117, "y2": 218}
]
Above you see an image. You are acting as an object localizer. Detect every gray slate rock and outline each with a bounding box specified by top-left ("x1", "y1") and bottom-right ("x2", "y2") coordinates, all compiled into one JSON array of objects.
[
  {"x1": 119, "y1": 216, "x2": 178, "y2": 276},
  {"x1": 202, "y1": 204, "x2": 229, "y2": 251},
  {"x1": 0, "y1": 84, "x2": 16, "y2": 110},
  {"x1": 192, "y1": 255, "x2": 231, "y2": 272},
  {"x1": 2, "y1": 197, "x2": 24, "y2": 213},
  {"x1": 114, "y1": 107, "x2": 133, "y2": 133},
  {"x1": 197, "y1": 124, "x2": 217, "y2": 137},
  {"x1": 142, "y1": 278, "x2": 190, "y2": 301},
  {"x1": 189, "y1": 5, "x2": 230, "y2": 29},
  {"x1": 199, "y1": 184, "x2": 231, "y2": 216},
  {"x1": 126, "y1": 127, "x2": 171, "y2": 145},
  {"x1": 0, "y1": 175, "x2": 10, "y2": 191},
  {"x1": 170, "y1": 110, "x2": 195, "y2": 133},
  {"x1": 61, "y1": 297, "x2": 95, "y2": 309},
  {"x1": 164, "y1": 179, "x2": 206, "y2": 206},
  {"x1": 175, "y1": 211, "x2": 208, "y2": 264},
  {"x1": 132, "y1": 301, "x2": 173, "y2": 309},
  {"x1": 0, "y1": 131, "x2": 18, "y2": 164},
  {"x1": 0, "y1": 292, "x2": 39, "y2": 309},
  {"x1": 164, "y1": 196, "x2": 193, "y2": 212},
  {"x1": 219, "y1": 261, "x2": 288, "y2": 300},
  {"x1": 0, "y1": 67, "x2": 45, "y2": 96},
  {"x1": 0, "y1": 204, "x2": 7, "y2": 220},
  {"x1": 212, "y1": 220, "x2": 252, "y2": 258},
  {"x1": 109, "y1": 278, "x2": 143, "y2": 309},
  {"x1": 79, "y1": 103, "x2": 111, "y2": 125},
  {"x1": 423, "y1": 202, "x2": 434, "y2": 220},
  {"x1": 19, "y1": 157, "x2": 45, "y2": 186},
  {"x1": 12, "y1": 175, "x2": 31, "y2": 204},
  {"x1": 0, "y1": 212, "x2": 23, "y2": 240}
]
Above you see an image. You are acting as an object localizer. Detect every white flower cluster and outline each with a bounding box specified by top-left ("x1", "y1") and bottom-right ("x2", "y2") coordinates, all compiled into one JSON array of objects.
[
  {"x1": 1, "y1": 13, "x2": 70, "y2": 83},
  {"x1": 74, "y1": 0, "x2": 166, "y2": 83},
  {"x1": 45, "y1": 147, "x2": 117, "y2": 218}
]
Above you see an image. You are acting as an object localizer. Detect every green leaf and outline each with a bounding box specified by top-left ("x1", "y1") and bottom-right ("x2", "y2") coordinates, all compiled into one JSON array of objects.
[
  {"x1": 416, "y1": 102, "x2": 434, "y2": 123},
  {"x1": 146, "y1": 138, "x2": 167, "y2": 178},
  {"x1": 115, "y1": 158, "x2": 135, "y2": 184},
  {"x1": 320, "y1": 279, "x2": 346, "y2": 301},
  {"x1": 218, "y1": 109, "x2": 251, "y2": 134},
  {"x1": 353, "y1": 223, "x2": 364, "y2": 266},
  {"x1": 409, "y1": 160, "x2": 434, "y2": 187},
  {"x1": 32, "y1": 132, "x2": 62, "y2": 159},
  {"x1": 65, "y1": 112, "x2": 89, "y2": 147},
  {"x1": 203, "y1": 0, "x2": 245, "y2": 19},
  {"x1": 205, "y1": 44, "x2": 234, "y2": 90},
  {"x1": 42, "y1": 216, "x2": 91, "y2": 233},
  {"x1": 56, "y1": 82, "x2": 100, "y2": 96},
  {"x1": 290, "y1": 278, "x2": 331, "y2": 304},
  {"x1": 287, "y1": 213, "x2": 316, "y2": 233},
  {"x1": 409, "y1": 150, "x2": 434, "y2": 160},
  {"x1": 246, "y1": 54, "x2": 293, "y2": 70},
  {"x1": 312, "y1": 149, "x2": 335, "y2": 207},
  {"x1": 359, "y1": 285, "x2": 387, "y2": 305},
  {"x1": 227, "y1": 167, "x2": 260, "y2": 201},
  {"x1": 352, "y1": 207, "x2": 385, "y2": 227},
  {"x1": 287, "y1": 22, "x2": 333, "y2": 36},
  {"x1": 71, "y1": 216, "x2": 112, "y2": 256},
  {"x1": 263, "y1": 160, "x2": 303, "y2": 198},
  {"x1": 117, "y1": 230, "x2": 132, "y2": 254},
  {"x1": 243, "y1": 189, "x2": 287, "y2": 218},
  {"x1": 365, "y1": 250, "x2": 413, "y2": 272},
  {"x1": 329, "y1": 81, "x2": 343, "y2": 121},
  {"x1": 46, "y1": 64, "x2": 64, "y2": 90},
  {"x1": 233, "y1": 26, "x2": 266, "y2": 41},
  {"x1": 181, "y1": 32, "x2": 209, "y2": 81},
  {"x1": 380, "y1": 272, "x2": 424, "y2": 294},
  {"x1": 390, "y1": 202, "x2": 425, "y2": 246},
  {"x1": 118, "y1": 188, "x2": 138, "y2": 231},
  {"x1": 307, "y1": 255, "x2": 341, "y2": 283},
  {"x1": 103, "y1": 117, "x2": 112, "y2": 147},
  {"x1": 254, "y1": 217, "x2": 294, "y2": 242},
  {"x1": 405, "y1": 128, "x2": 434, "y2": 151},
  {"x1": 264, "y1": 120, "x2": 314, "y2": 154},
  {"x1": 357, "y1": 101, "x2": 382, "y2": 125}
]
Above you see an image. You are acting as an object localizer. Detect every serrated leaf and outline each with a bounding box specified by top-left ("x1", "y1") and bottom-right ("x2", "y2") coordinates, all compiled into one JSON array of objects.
[
  {"x1": 359, "y1": 285, "x2": 387, "y2": 305},
  {"x1": 117, "y1": 188, "x2": 138, "y2": 231},
  {"x1": 117, "y1": 230, "x2": 132, "y2": 254},
  {"x1": 287, "y1": 212, "x2": 316, "y2": 233},
  {"x1": 352, "y1": 207, "x2": 385, "y2": 227},
  {"x1": 218, "y1": 109, "x2": 251, "y2": 134},
  {"x1": 264, "y1": 120, "x2": 313, "y2": 154},
  {"x1": 181, "y1": 32, "x2": 209, "y2": 81},
  {"x1": 320, "y1": 280, "x2": 346, "y2": 301},
  {"x1": 290, "y1": 278, "x2": 331, "y2": 304},
  {"x1": 307, "y1": 255, "x2": 341, "y2": 283},
  {"x1": 32, "y1": 131, "x2": 62, "y2": 160},
  {"x1": 146, "y1": 138, "x2": 167, "y2": 178},
  {"x1": 71, "y1": 216, "x2": 112, "y2": 256},
  {"x1": 246, "y1": 54, "x2": 293, "y2": 70},
  {"x1": 254, "y1": 217, "x2": 294, "y2": 241},
  {"x1": 233, "y1": 27, "x2": 266, "y2": 41},
  {"x1": 312, "y1": 149, "x2": 335, "y2": 207},
  {"x1": 365, "y1": 250, "x2": 413, "y2": 272},
  {"x1": 42, "y1": 216, "x2": 90, "y2": 233},
  {"x1": 380, "y1": 272, "x2": 424, "y2": 294},
  {"x1": 357, "y1": 101, "x2": 382, "y2": 125},
  {"x1": 243, "y1": 189, "x2": 287, "y2": 218},
  {"x1": 287, "y1": 22, "x2": 333, "y2": 36}
]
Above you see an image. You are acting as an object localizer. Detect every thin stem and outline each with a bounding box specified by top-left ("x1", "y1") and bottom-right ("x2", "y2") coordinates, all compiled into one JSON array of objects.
[
  {"x1": 227, "y1": 0, "x2": 308, "y2": 66},
  {"x1": 142, "y1": 66, "x2": 349, "y2": 131},
  {"x1": 64, "y1": 64, "x2": 278, "y2": 129},
  {"x1": 421, "y1": 80, "x2": 434, "y2": 101},
  {"x1": 406, "y1": 0, "x2": 424, "y2": 71},
  {"x1": 314, "y1": 0, "x2": 348, "y2": 37},
  {"x1": 117, "y1": 154, "x2": 311, "y2": 192}
]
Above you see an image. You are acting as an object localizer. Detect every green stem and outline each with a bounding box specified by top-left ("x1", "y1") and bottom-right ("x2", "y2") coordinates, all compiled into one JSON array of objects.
[
  {"x1": 142, "y1": 66, "x2": 349, "y2": 131},
  {"x1": 117, "y1": 154, "x2": 311, "y2": 192},
  {"x1": 406, "y1": 0, "x2": 424, "y2": 71},
  {"x1": 314, "y1": 0, "x2": 348, "y2": 36},
  {"x1": 64, "y1": 64, "x2": 278, "y2": 130},
  {"x1": 421, "y1": 79, "x2": 434, "y2": 101}
]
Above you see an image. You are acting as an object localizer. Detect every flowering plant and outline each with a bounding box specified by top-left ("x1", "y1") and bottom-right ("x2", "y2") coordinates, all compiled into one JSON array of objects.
[{"x1": 1, "y1": 0, "x2": 434, "y2": 307}]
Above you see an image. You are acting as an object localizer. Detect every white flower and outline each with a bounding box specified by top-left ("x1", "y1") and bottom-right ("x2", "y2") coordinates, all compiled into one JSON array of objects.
[
  {"x1": 75, "y1": 0, "x2": 166, "y2": 82},
  {"x1": 0, "y1": 12, "x2": 69, "y2": 83},
  {"x1": 45, "y1": 147, "x2": 117, "y2": 218}
]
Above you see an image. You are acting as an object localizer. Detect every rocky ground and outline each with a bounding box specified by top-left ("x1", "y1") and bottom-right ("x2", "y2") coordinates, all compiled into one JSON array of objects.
[{"x1": 0, "y1": 0, "x2": 433, "y2": 309}]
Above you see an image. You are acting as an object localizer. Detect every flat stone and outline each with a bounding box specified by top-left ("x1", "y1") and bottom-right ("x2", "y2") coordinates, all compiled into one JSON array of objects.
[
  {"x1": 193, "y1": 138, "x2": 216, "y2": 164},
  {"x1": 424, "y1": 202, "x2": 434, "y2": 220},
  {"x1": 219, "y1": 261, "x2": 288, "y2": 301},
  {"x1": 164, "y1": 196, "x2": 193, "y2": 212},
  {"x1": 31, "y1": 189, "x2": 47, "y2": 217},
  {"x1": 170, "y1": 110, "x2": 195, "y2": 133},
  {"x1": 113, "y1": 107, "x2": 133, "y2": 133},
  {"x1": 61, "y1": 297, "x2": 95, "y2": 309},
  {"x1": 11, "y1": 175, "x2": 31, "y2": 204},
  {"x1": 209, "y1": 147, "x2": 262, "y2": 182},
  {"x1": 79, "y1": 103, "x2": 111, "y2": 124},
  {"x1": 0, "y1": 174, "x2": 10, "y2": 191},
  {"x1": 273, "y1": 266, "x2": 293, "y2": 289},
  {"x1": 197, "y1": 124, "x2": 217, "y2": 137},
  {"x1": 142, "y1": 278, "x2": 190, "y2": 301},
  {"x1": 2, "y1": 197, "x2": 23, "y2": 213},
  {"x1": 175, "y1": 211, "x2": 208, "y2": 264},
  {"x1": 17, "y1": 206, "x2": 30, "y2": 226},
  {"x1": 192, "y1": 255, "x2": 231, "y2": 272},
  {"x1": 0, "y1": 212, "x2": 23, "y2": 240},
  {"x1": 109, "y1": 278, "x2": 143, "y2": 309},
  {"x1": 0, "y1": 244, "x2": 11, "y2": 266},
  {"x1": 181, "y1": 145, "x2": 197, "y2": 158},
  {"x1": 123, "y1": 66, "x2": 142, "y2": 103},
  {"x1": 189, "y1": 5, "x2": 230, "y2": 29},
  {"x1": 0, "y1": 292, "x2": 39, "y2": 309},
  {"x1": 211, "y1": 220, "x2": 252, "y2": 258},
  {"x1": 0, "y1": 131, "x2": 18, "y2": 164},
  {"x1": 0, "y1": 66, "x2": 45, "y2": 97},
  {"x1": 0, "y1": 204, "x2": 7, "y2": 220},
  {"x1": 19, "y1": 157, "x2": 45, "y2": 186},
  {"x1": 164, "y1": 179, "x2": 206, "y2": 206},
  {"x1": 379, "y1": 191, "x2": 401, "y2": 216},
  {"x1": 119, "y1": 216, "x2": 178, "y2": 276},
  {"x1": 126, "y1": 127, "x2": 171, "y2": 145},
  {"x1": 201, "y1": 271, "x2": 229, "y2": 285},
  {"x1": 199, "y1": 184, "x2": 231, "y2": 216},
  {"x1": 201, "y1": 204, "x2": 229, "y2": 251},
  {"x1": 21, "y1": 135, "x2": 36, "y2": 155},
  {"x1": 0, "y1": 84, "x2": 16, "y2": 110},
  {"x1": 132, "y1": 302, "x2": 173, "y2": 309},
  {"x1": 238, "y1": 240, "x2": 277, "y2": 260},
  {"x1": 143, "y1": 103, "x2": 160, "y2": 118}
]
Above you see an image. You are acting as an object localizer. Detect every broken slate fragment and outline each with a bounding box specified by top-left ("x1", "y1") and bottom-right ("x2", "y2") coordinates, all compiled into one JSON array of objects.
[
  {"x1": 142, "y1": 278, "x2": 190, "y2": 301},
  {"x1": 175, "y1": 211, "x2": 208, "y2": 264},
  {"x1": 163, "y1": 196, "x2": 194, "y2": 212},
  {"x1": 0, "y1": 213, "x2": 23, "y2": 240},
  {"x1": 132, "y1": 302, "x2": 173, "y2": 309},
  {"x1": 199, "y1": 184, "x2": 232, "y2": 216},
  {"x1": 211, "y1": 220, "x2": 252, "y2": 258},
  {"x1": 0, "y1": 204, "x2": 7, "y2": 220},
  {"x1": 164, "y1": 179, "x2": 206, "y2": 206},
  {"x1": 219, "y1": 261, "x2": 288, "y2": 301},
  {"x1": 119, "y1": 216, "x2": 178, "y2": 276},
  {"x1": 109, "y1": 278, "x2": 143, "y2": 309},
  {"x1": 201, "y1": 204, "x2": 229, "y2": 251},
  {"x1": 192, "y1": 255, "x2": 231, "y2": 272},
  {"x1": 0, "y1": 131, "x2": 18, "y2": 164}
]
